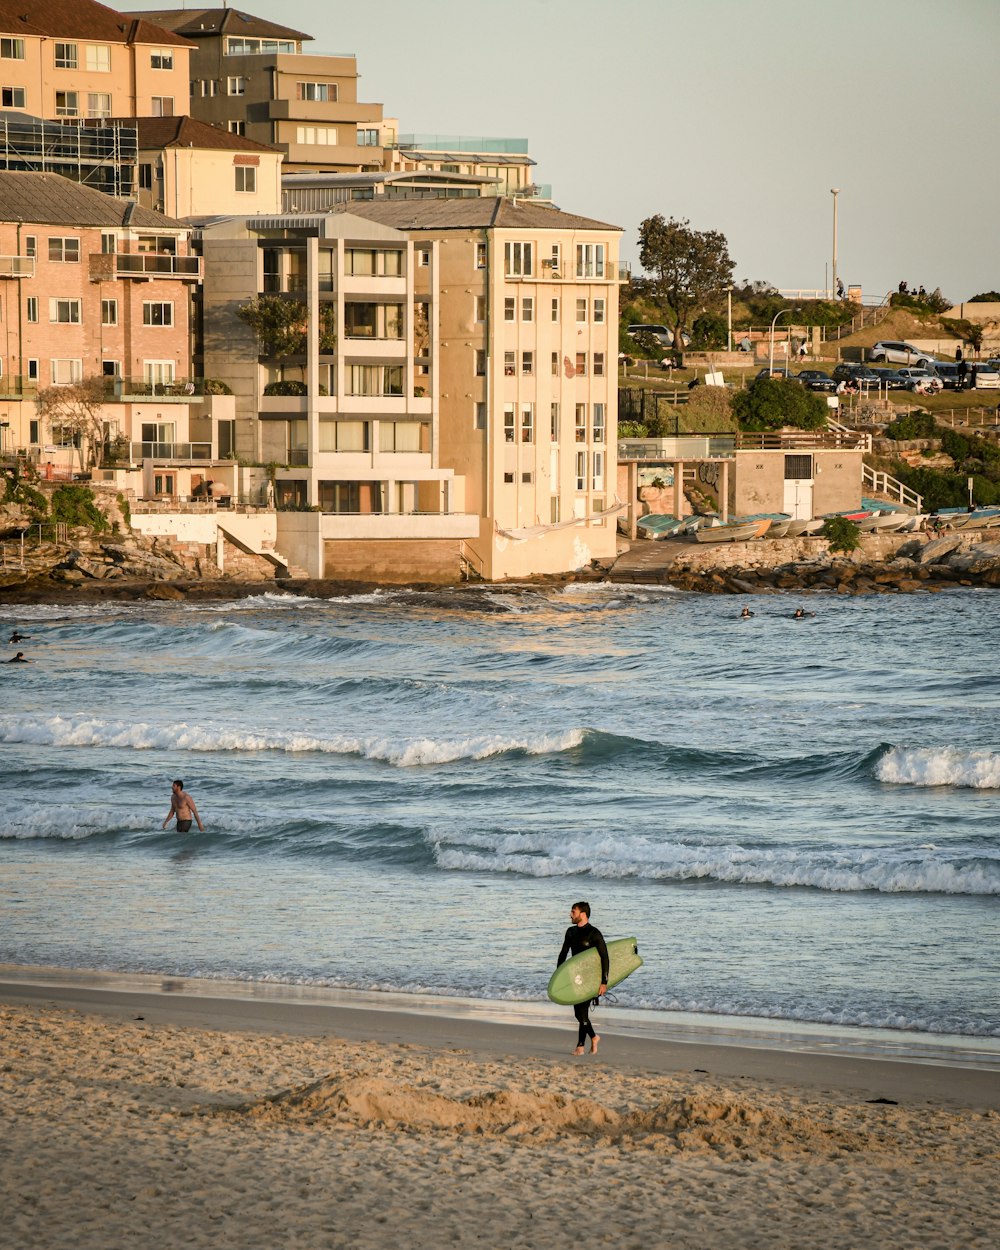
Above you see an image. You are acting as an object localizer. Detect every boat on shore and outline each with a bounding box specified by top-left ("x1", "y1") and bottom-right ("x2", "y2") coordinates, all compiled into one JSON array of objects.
[{"x1": 694, "y1": 518, "x2": 770, "y2": 543}]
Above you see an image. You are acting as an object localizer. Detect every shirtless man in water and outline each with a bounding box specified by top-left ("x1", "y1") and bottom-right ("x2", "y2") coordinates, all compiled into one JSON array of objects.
[{"x1": 162, "y1": 779, "x2": 204, "y2": 834}]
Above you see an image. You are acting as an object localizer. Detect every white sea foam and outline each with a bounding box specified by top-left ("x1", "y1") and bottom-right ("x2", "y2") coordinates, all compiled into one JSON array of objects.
[
  {"x1": 877, "y1": 746, "x2": 1000, "y2": 789},
  {"x1": 0, "y1": 714, "x2": 584, "y2": 767},
  {"x1": 431, "y1": 831, "x2": 1000, "y2": 895}
]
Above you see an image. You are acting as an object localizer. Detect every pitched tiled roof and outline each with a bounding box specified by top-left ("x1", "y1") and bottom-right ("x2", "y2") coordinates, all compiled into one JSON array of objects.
[
  {"x1": 124, "y1": 7, "x2": 310, "y2": 41},
  {"x1": 0, "y1": 0, "x2": 195, "y2": 46},
  {"x1": 125, "y1": 114, "x2": 280, "y2": 153},
  {"x1": 0, "y1": 170, "x2": 187, "y2": 228},
  {"x1": 326, "y1": 197, "x2": 621, "y2": 234}
]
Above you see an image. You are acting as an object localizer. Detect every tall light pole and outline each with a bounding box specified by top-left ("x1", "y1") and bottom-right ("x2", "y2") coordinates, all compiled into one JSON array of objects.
[
  {"x1": 768, "y1": 307, "x2": 800, "y2": 376},
  {"x1": 830, "y1": 188, "x2": 840, "y2": 298}
]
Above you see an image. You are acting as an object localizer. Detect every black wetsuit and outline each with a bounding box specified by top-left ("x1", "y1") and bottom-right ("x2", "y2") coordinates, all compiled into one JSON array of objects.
[{"x1": 557, "y1": 922, "x2": 610, "y2": 1047}]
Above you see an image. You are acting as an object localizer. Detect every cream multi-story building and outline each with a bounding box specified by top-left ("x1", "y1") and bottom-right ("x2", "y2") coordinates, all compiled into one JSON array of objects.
[
  {"x1": 196, "y1": 197, "x2": 622, "y2": 581},
  {"x1": 132, "y1": 7, "x2": 392, "y2": 174},
  {"x1": 0, "y1": 0, "x2": 193, "y2": 120},
  {"x1": 0, "y1": 170, "x2": 237, "y2": 501}
]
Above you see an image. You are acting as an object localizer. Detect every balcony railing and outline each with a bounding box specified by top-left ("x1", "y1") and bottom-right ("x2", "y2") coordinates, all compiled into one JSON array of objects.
[
  {"x1": 0, "y1": 376, "x2": 38, "y2": 399},
  {"x1": 0, "y1": 255, "x2": 35, "y2": 278},
  {"x1": 115, "y1": 253, "x2": 202, "y2": 279},
  {"x1": 105, "y1": 377, "x2": 208, "y2": 401},
  {"x1": 105, "y1": 441, "x2": 214, "y2": 463}
]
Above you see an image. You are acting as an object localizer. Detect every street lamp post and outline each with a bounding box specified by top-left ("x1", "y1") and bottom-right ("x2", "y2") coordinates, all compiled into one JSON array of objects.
[
  {"x1": 830, "y1": 188, "x2": 840, "y2": 299},
  {"x1": 768, "y1": 308, "x2": 800, "y2": 376}
]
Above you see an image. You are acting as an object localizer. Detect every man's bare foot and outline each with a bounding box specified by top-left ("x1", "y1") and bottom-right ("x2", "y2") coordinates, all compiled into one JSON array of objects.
[
  {"x1": 573, "y1": 1045, "x2": 585, "y2": 1055},
  {"x1": 590, "y1": 1035, "x2": 600, "y2": 1054}
]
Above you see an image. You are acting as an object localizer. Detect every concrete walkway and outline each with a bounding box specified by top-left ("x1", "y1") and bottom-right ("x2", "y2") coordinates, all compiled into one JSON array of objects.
[{"x1": 609, "y1": 538, "x2": 688, "y2": 583}]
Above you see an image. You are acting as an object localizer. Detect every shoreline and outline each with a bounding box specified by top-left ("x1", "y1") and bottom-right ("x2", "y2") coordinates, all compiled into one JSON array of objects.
[{"x1": 3, "y1": 964, "x2": 997, "y2": 1108}]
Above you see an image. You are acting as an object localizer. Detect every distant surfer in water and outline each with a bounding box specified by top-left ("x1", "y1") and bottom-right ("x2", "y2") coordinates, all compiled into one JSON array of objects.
[
  {"x1": 9, "y1": 631, "x2": 30, "y2": 644},
  {"x1": 792, "y1": 607, "x2": 814, "y2": 619},
  {"x1": 740, "y1": 607, "x2": 754, "y2": 618},
  {"x1": 162, "y1": 779, "x2": 204, "y2": 834},
  {"x1": 557, "y1": 901, "x2": 609, "y2": 1055},
  {"x1": 6, "y1": 651, "x2": 31, "y2": 662}
]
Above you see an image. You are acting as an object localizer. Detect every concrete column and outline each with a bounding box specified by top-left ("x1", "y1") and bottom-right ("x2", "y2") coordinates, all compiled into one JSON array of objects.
[
  {"x1": 307, "y1": 235, "x2": 320, "y2": 505},
  {"x1": 674, "y1": 461, "x2": 685, "y2": 517},
  {"x1": 628, "y1": 461, "x2": 638, "y2": 539},
  {"x1": 721, "y1": 460, "x2": 730, "y2": 521}
]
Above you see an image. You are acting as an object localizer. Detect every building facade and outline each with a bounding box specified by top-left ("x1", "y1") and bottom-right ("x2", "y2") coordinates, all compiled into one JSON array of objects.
[{"x1": 131, "y1": 8, "x2": 391, "y2": 174}]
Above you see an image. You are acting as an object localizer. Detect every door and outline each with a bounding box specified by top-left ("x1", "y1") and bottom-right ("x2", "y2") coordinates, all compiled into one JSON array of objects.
[{"x1": 783, "y1": 478, "x2": 813, "y2": 520}]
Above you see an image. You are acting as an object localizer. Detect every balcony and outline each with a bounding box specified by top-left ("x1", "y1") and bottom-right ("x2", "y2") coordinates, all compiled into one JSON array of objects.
[
  {"x1": 114, "y1": 253, "x2": 202, "y2": 281},
  {"x1": 0, "y1": 255, "x2": 35, "y2": 278},
  {"x1": 110, "y1": 441, "x2": 214, "y2": 463},
  {"x1": 0, "y1": 376, "x2": 38, "y2": 399},
  {"x1": 105, "y1": 378, "x2": 209, "y2": 402}
]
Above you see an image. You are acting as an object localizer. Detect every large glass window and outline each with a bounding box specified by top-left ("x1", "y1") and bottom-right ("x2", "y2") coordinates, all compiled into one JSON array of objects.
[
  {"x1": 49, "y1": 298, "x2": 81, "y2": 324},
  {"x1": 592, "y1": 403, "x2": 606, "y2": 443},
  {"x1": 55, "y1": 91, "x2": 79, "y2": 116},
  {"x1": 143, "y1": 302, "x2": 174, "y2": 326},
  {"x1": 319, "y1": 420, "x2": 369, "y2": 452},
  {"x1": 55, "y1": 43, "x2": 78, "y2": 69},
  {"x1": 379, "y1": 421, "x2": 429, "y2": 452},
  {"x1": 150, "y1": 48, "x2": 173, "y2": 70},
  {"x1": 87, "y1": 93, "x2": 111, "y2": 118},
  {"x1": 520, "y1": 404, "x2": 534, "y2": 443},
  {"x1": 575, "y1": 243, "x2": 605, "y2": 278},
  {"x1": 49, "y1": 237, "x2": 80, "y2": 262},
  {"x1": 345, "y1": 248, "x2": 403, "y2": 276},
  {"x1": 296, "y1": 126, "x2": 338, "y2": 146},
  {"x1": 296, "y1": 82, "x2": 335, "y2": 101},
  {"x1": 87, "y1": 45, "x2": 111, "y2": 71},
  {"x1": 345, "y1": 303, "x2": 404, "y2": 339},
  {"x1": 346, "y1": 365, "x2": 403, "y2": 396},
  {"x1": 503, "y1": 403, "x2": 515, "y2": 443},
  {"x1": 225, "y1": 36, "x2": 296, "y2": 55},
  {"x1": 504, "y1": 241, "x2": 533, "y2": 277},
  {"x1": 1, "y1": 38, "x2": 25, "y2": 59}
]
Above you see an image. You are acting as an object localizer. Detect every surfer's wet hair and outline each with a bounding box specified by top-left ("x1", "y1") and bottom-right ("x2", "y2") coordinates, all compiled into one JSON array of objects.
[
  {"x1": 574, "y1": 901, "x2": 591, "y2": 918},
  {"x1": 173, "y1": 779, "x2": 184, "y2": 788}
]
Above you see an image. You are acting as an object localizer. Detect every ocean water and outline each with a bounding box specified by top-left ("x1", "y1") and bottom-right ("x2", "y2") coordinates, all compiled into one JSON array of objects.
[{"x1": 1, "y1": 584, "x2": 998, "y2": 1043}]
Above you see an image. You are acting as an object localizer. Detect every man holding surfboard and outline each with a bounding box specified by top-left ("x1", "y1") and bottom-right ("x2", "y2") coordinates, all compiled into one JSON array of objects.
[{"x1": 556, "y1": 902, "x2": 609, "y2": 1055}]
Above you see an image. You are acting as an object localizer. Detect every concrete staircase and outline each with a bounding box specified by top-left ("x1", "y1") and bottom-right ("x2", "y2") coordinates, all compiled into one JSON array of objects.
[
  {"x1": 218, "y1": 526, "x2": 309, "y2": 580},
  {"x1": 861, "y1": 463, "x2": 923, "y2": 512}
]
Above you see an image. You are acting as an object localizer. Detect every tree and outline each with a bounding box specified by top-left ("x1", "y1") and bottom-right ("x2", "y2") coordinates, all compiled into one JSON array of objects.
[
  {"x1": 820, "y1": 516, "x2": 860, "y2": 554},
  {"x1": 731, "y1": 379, "x2": 827, "y2": 432},
  {"x1": 638, "y1": 215, "x2": 735, "y2": 351},
  {"x1": 237, "y1": 295, "x2": 336, "y2": 356},
  {"x1": 35, "y1": 377, "x2": 108, "y2": 473}
]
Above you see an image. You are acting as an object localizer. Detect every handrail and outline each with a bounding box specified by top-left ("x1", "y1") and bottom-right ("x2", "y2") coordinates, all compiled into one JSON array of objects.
[{"x1": 862, "y1": 463, "x2": 922, "y2": 512}]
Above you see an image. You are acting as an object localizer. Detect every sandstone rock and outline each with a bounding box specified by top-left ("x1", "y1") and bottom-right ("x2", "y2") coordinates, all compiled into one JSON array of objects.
[
  {"x1": 918, "y1": 536, "x2": 966, "y2": 565},
  {"x1": 51, "y1": 568, "x2": 85, "y2": 582},
  {"x1": 897, "y1": 579, "x2": 924, "y2": 592},
  {"x1": 145, "y1": 584, "x2": 185, "y2": 601}
]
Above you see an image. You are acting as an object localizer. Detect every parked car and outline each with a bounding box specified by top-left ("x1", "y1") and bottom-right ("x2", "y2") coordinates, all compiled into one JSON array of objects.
[
  {"x1": 897, "y1": 367, "x2": 943, "y2": 393},
  {"x1": 755, "y1": 367, "x2": 795, "y2": 381},
  {"x1": 832, "y1": 363, "x2": 881, "y2": 391},
  {"x1": 869, "y1": 367, "x2": 909, "y2": 391},
  {"x1": 795, "y1": 369, "x2": 837, "y2": 392},
  {"x1": 970, "y1": 363, "x2": 1000, "y2": 390},
  {"x1": 931, "y1": 362, "x2": 964, "y2": 390},
  {"x1": 627, "y1": 324, "x2": 690, "y2": 349},
  {"x1": 869, "y1": 339, "x2": 936, "y2": 367}
]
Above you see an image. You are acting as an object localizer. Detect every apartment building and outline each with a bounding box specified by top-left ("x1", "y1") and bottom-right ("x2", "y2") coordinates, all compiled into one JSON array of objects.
[
  {"x1": 132, "y1": 8, "x2": 391, "y2": 174},
  {"x1": 0, "y1": 170, "x2": 236, "y2": 500},
  {"x1": 131, "y1": 115, "x2": 282, "y2": 217},
  {"x1": 196, "y1": 209, "x2": 476, "y2": 583},
  {"x1": 388, "y1": 135, "x2": 541, "y2": 199},
  {"x1": 0, "y1": 0, "x2": 193, "y2": 120}
]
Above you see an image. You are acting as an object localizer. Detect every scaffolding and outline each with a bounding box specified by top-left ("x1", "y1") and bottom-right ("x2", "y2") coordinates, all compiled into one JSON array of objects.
[{"x1": 0, "y1": 113, "x2": 138, "y2": 199}]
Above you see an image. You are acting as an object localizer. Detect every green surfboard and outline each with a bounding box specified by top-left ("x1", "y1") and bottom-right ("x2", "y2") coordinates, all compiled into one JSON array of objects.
[{"x1": 547, "y1": 937, "x2": 643, "y2": 1006}]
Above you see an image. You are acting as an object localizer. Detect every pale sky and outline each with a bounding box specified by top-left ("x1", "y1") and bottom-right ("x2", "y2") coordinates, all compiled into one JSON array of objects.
[{"x1": 133, "y1": 0, "x2": 999, "y2": 302}]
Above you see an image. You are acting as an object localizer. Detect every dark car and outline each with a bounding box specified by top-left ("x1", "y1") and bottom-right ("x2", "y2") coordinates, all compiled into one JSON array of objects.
[
  {"x1": 932, "y1": 362, "x2": 964, "y2": 390},
  {"x1": 795, "y1": 369, "x2": 837, "y2": 393},
  {"x1": 755, "y1": 367, "x2": 795, "y2": 382},
  {"x1": 869, "y1": 367, "x2": 908, "y2": 391},
  {"x1": 832, "y1": 363, "x2": 880, "y2": 391}
]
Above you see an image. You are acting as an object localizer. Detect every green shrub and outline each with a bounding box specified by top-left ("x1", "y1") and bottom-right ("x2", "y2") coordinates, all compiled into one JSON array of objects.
[
  {"x1": 50, "y1": 484, "x2": 109, "y2": 532},
  {"x1": 117, "y1": 491, "x2": 131, "y2": 529},
  {"x1": 884, "y1": 411, "x2": 939, "y2": 440},
  {"x1": 820, "y1": 516, "x2": 861, "y2": 553},
  {"x1": 203, "y1": 379, "x2": 233, "y2": 395},
  {"x1": 731, "y1": 379, "x2": 827, "y2": 432},
  {"x1": 618, "y1": 421, "x2": 647, "y2": 438}
]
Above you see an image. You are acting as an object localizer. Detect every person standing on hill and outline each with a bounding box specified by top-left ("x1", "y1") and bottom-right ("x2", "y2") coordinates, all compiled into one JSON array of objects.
[
  {"x1": 162, "y1": 779, "x2": 204, "y2": 834},
  {"x1": 557, "y1": 901, "x2": 609, "y2": 1055}
]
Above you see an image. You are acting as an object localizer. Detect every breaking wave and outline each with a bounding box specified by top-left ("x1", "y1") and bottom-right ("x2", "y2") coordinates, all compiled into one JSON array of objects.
[{"x1": 876, "y1": 746, "x2": 1000, "y2": 789}]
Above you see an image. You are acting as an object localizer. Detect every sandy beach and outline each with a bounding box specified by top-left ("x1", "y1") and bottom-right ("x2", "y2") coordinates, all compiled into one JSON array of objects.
[{"x1": 1, "y1": 974, "x2": 997, "y2": 1250}]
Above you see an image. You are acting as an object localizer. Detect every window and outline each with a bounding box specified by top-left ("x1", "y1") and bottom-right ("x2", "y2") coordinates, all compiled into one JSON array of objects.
[
  {"x1": 592, "y1": 451, "x2": 605, "y2": 491},
  {"x1": 296, "y1": 126, "x2": 338, "y2": 145},
  {"x1": 550, "y1": 402, "x2": 560, "y2": 442},
  {"x1": 102, "y1": 360, "x2": 119, "y2": 379},
  {"x1": 592, "y1": 403, "x2": 606, "y2": 443},
  {"x1": 379, "y1": 421, "x2": 429, "y2": 453},
  {"x1": 224, "y1": 36, "x2": 296, "y2": 55},
  {"x1": 51, "y1": 359, "x2": 83, "y2": 386},
  {"x1": 576, "y1": 243, "x2": 605, "y2": 278},
  {"x1": 503, "y1": 403, "x2": 515, "y2": 443},
  {"x1": 55, "y1": 43, "x2": 78, "y2": 69},
  {"x1": 26, "y1": 297, "x2": 37, "y2": 323},
  {"x1": 318, "y1": 420, "x2": 369, "y2": 452},
  {"x1": 475, "y1": 295, "x2": 486, "y2": 322},
  {"x1": 417, "y1": 249, "x2": 430, "y2": 267},
  {"x1": 551, "y1": 297, "x2": 559, "y2": 322},
  {"x1": 504, "y1": 297, "x2": 515, "y2": 322},
  {"x1": 594, "y1": 352, "x2": 605, "y2": 377},
  {"x1": 1, "y1": 38, "x2": 25, "y2": 59},
  {"x1": 27, "y1": 361, "x2": 38, "y2": 382},
  {"x1": 575, "y1": 451, "x2": 586, "y2": 491},
  {"x1": 475, "y1": 350, "x2": 487, "y2": 376},
  {"x1": 143, "y1": 302, "x2": 174, "y2": 326},
  {"x1": 576, "y1": 298, "x2": 588, "y2": 323},
  {"x1": 196, "y1": 79, "x2": 219, "y2": 97},
  {"x1": 55, "y1": 90, "x2": 78, "y2": 116},
  {"x1": 151, "y1": 96, "x2": 174, "y2": 116},
  {"x1": 1, "y1": 86, "x2": 25, "y2": 108},
  {"x1": 228, "y1": 120, "x2": 246, "y2": 136},
  {"x1": 550, "y1": 244, "x2": 561, "y2": 272},
  {"x1": 344, "y1": 303, "x2": 403, "y2": 339},
  {"x1": 87, "y1": 45, "x2": 111, "y2": 71},
  {"x1": 227, "y1": 76, "x2": 247, "y2": 95},
  {"x1": 51, "y1": 424, "x2": 82, "y2": 448},
  {"x1": 504, "y1": 351, "x2": 515, "y2": 377},
  {"x1": 520, "y1": 404, "x2": 534, "y2": 444},
  {"x1": 785, "y1": 454, "x2": 813, "y2": 479},
  {"x1": 522, "y1": 297, "x2": 533, "y2": 322},
  {"x1": 575, "y1": 404, "x2": 588, "y2": 442},
  {"x1": 594, "y1": 298, "x2": 606, "y2": 324},
  {"x1": 49, "y1": 238, "x2": 80, "y2": 263},
  {"x1": 24, "y1": 235, "x2": 35, "y2": 257},
  {"x1": 521, "y1": 351, "x2": 533, "y2": 376},
  {"x1": 551, "y1": 351, "x2": 559, "y2": 376},
  {"x1": 50, "y1": 299, "x2": 81, "y2": 324},
  {"x1": 344, "y1": 248, "x2": 402, "y2": 276},
  {"x1": 296, "y1": 81, "x2": 334, "y2": 101},
  {"x1": 87, "y1": 93, "x2": 111, "y2": 118},
  {"x1": 150, "y1": 49, "x2": 173, "y2": 70},
  {"x1": 29, "y1": 415, "x2": 40, "y2": 442},
  {"x1": 144, "y1": 361, "x2": 175, "y2": 386},
  {"x1": 138, "y1": 164, "x2": 153, "y2": 190},
  {"x1": 475, "y1": 242, "x2": 487, "y2": 269},
  {"x1": 504, "y1": 241, "x2": 533, "y2": 277},
  {"x1": 550, "y1": 496, "x2": 561, "y2": 523},
  {"x1": 357, "y1": 128, "x2": 379, "y2": 146},
  {"x1": 503, "y1": 472, "x2": 515, "y2": 484},
  {"x1": 235, "y1": 165, "x2": 256, "y2": 193},
  {"x1": 575, "y1": 352, "x2": 587, "y2": 376},
  {"x1": 346, "y1": 364, "x2": 403, "y2": 396},
  {"x1": 475, "y1": 402, "x2": 487, "y2": 430}
]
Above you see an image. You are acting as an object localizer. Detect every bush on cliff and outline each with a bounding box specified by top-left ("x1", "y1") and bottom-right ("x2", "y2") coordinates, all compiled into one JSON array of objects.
[
  {"x1": 820, "y1": 516, "x2": 861, "y2": 554},
  {"x1": 884, "y1": 411, "x2": 939, "y2": 441},
  {"x1": 50, "y1": 484, "x2": 109, "y2": 533},
  {"x1": 731, "y1": 378, "x2": 827, "y2": 432}
]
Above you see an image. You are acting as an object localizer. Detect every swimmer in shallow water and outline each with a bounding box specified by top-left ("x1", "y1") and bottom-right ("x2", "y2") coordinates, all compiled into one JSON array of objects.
[{"x1": 740, "y1": 607, "x2": 755, "y2": 618}]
